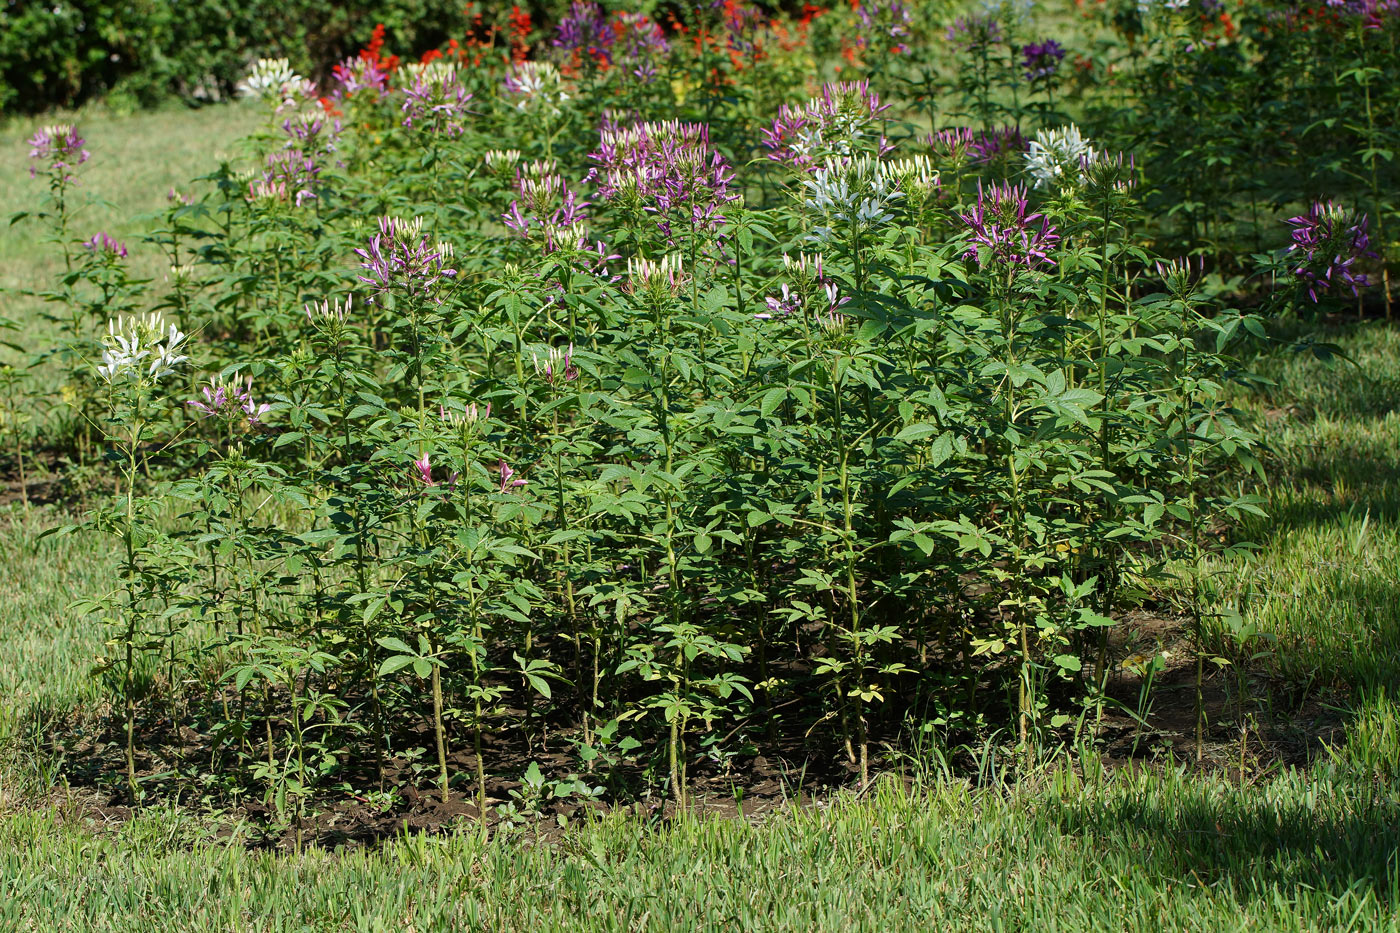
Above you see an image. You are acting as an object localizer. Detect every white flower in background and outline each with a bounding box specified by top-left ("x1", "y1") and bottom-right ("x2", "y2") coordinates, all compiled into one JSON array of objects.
[
  {"x1": 503, "y1": 62, "x2": 571, "y2": 114},
  {"x1": 1025, "y1": 124, "x2": 1098, "y2": 190},
  {"x1": 1137, "y1": 0, "x2": 1191, "y2": 14},
  {"x1": 97, "y1": 313, "x2": 188, "y2": 385},
  {"x1": 239, "y1": 58, "x2": 300, "y2": 102}
]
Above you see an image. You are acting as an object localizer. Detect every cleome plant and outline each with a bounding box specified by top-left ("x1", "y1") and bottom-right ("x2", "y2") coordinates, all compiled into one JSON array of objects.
[{"x1": 9, "y1": 0, "x2": 1394, "y2": 836}]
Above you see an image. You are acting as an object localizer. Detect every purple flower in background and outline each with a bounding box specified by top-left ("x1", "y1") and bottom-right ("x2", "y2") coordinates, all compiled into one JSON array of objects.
[
  {"x1": 761, "y1": 81, "x2": 892, "y2": 172},
  {"x1": 614, "y1": 12, "x2": 669, "y2": 81},
  {"x1": 946, "y1": 15, "x2": 1003, "y2": 52},
  {"x1": 959, "y1": 182, "x2": 1061, "y2": 271},
  {"x1": 968, "y1": 126, "x2": 1029, "y2": 165},
  {"x1": 761, "y1": 105, "x2": 816, "y2": 171},
  {"x1": 401, "y1": 69, "x2": 474, "y2": 137},
  {"x1": 928, "y1": 127, "x2": 976, "y2": 168},
  {"x1": 355, "y1": 216, "x2": 457, "y2": 302},
  {"x1": 282, "y1": 112, "x2": 341, "y2": 158},
  {"x1": 554, "y1": 1, "x2": 613, "y2": 60},
  {"x1": 1285, "y1": 201, "x2": 1375, "y2": 303},
  {"x1": 28, "y1": 124, "x2": 89, "y2": 183},
  {"x1": 250, "y1": 149, "x2": 320, "y2": 207},
  {"x1": 1326, "y1": 0, "x2": 1400, "y2": 29},
  {"x1": 331, "y1": 56, "x2": 390, "y2": 102},
  {"x1": 856, "y1": 0, "x2": 913, "y2": 54},
  {"x1": 1021, "y1": 40, "x2": 1066, "y2": 81},
  {"x1": 84, "y1": 232, "x2": 127, "y2": 259}
]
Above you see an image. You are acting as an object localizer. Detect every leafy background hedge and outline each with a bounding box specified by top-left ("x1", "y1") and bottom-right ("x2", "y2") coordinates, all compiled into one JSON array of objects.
[{"x1": 0, "y1": 0, "x2": 492, "y2": 115}]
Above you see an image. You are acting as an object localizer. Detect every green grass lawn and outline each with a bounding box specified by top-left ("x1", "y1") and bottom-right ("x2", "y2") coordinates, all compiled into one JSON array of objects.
[{"x1": 0, "y1": 103, "x2": 1398, "y2": 932}]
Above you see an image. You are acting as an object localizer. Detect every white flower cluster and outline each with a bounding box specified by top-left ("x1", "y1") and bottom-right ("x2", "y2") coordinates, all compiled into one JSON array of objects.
[
  {"x1": 401, "y1": 60, "x2": 457, "y2": 86},
  {"x1": 503, "y1": 62, "x2": 571, "y2": 114},
  {"x1": 626, "y1": 254, "x2": 686, "y2": 299},
  {"x1": 1024, "y1": 124, "x2": 1098, "y2": 191},
  {"x1": 1136, "y1": 0, "x2": 1191, "y2": 14},
  {"x1": 239, "y1": 58, "x2": 314, "y2": 110},
  {"x1": 802, "y1": 156, "x2": 904, "y2": 242},
  {"x1": 97, "y1": 313, "x2": 189, "y2": 385}
]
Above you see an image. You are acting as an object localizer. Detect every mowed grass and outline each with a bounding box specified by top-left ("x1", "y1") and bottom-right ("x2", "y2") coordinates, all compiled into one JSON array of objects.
[
  {"x1": 0, "y1": 104, "x2": 1398, "y2": 930},
  {"x1": 1, "y1": 771, "x2": 1397, "y2": 932},
  {"x1": 0, "y1": 102, "x2": 261, "y2": 359}
]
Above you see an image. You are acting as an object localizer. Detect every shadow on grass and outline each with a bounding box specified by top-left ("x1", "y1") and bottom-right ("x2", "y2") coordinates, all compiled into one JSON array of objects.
[{"x1": 1046, "y1": 776, "x2": 1400, "y2": 903}]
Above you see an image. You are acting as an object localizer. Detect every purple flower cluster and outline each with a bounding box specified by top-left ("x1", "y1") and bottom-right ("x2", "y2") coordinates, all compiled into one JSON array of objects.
[
  {"x1": 614, "y1": 12, "x2": 670, "y2": 81},
  {"x1": 83, "y1": 232, "x2": 127, "y2": 259},
  {"x1": 946, "y1": 15, "x2": 1003, "y2": 52},
  {"x1": 554, "y1": 3, "x2": 668, "y2": 78},
  {"x1": 856, "y1": 1, "x2": 914, "y2": 55},
  {"x1": 188, "y1": 377, "x2": 272, "y2": 427},
  {"x1": 331, "y1": 57, "x2": 391, "y2": 102},
  {"x1": 250, "y1": 150, "x2": 320, "y2": 207},
  {"x1": 1326, "y1": 0, "x2": 1400, "y2": 29},
  {"x1": 355, "y1": 216, "x2": 458, "y2": 302},
  {"x1": 762, "y1": 81, "x2": 892, "y2": 172},
  {"x1": 928, "y1": 127, "x2": 975, "y2": 168},
  {"x1": 1021, "y1": 40, "x2": 1066, "y2": 81},
  {"x1": 554, "y1": 1, "x2": 613, "y2": 58},
  {"x1": 401, "y1": 70, "x2": 474, "y2": 137},
  {"x1": 28, "y1": 124, "x2": 89, "y2": 183},
  {"x1": 281, "y1": 112, "x2": 341, "y2": 159},
  {"x1": 504, "y1": 161, "x2": 590, "y2": 252},
  {"x1": 969, "y1": 126, "x2": 1029, "y2": 165},
  {"x1": 959, "y1": 182, "x2": 1061, "y2": 272},
  {"x1": 1285, "y1": 201, "x2": 1375, "y2": 303},
  {"x1": 589, "y1": 120, "x2": 737, "y2": 245},
  {"x1": 758, "y1": 253, "x2": 850, "y2": 323}
]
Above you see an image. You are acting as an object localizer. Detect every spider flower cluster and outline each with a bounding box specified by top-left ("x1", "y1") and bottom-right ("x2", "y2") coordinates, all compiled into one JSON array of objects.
[
  {"x1": 946, "y1": 15, "x2": 1003, "y2": 51},
  {"x1": 801, "y1": 156, "x2": 904, "y2": 242},
  {"x1": 281, "y1": 112, "x2": 341, "y2": 159},
  {"x1": 590, "y1": 120, "x2": 737, "y2": 245},
  {"x1": 249, "y1": 149, "x2": 320, "y2": 207},
  {"x1": 96, "y1": 313, "x2": 189, "y2": 385},
  {"x1": 1024, "y1": 124, "x2": 1098, "y2": 191},
  {"x1": 355, "y1": 216, "x2": 458, "y2": 302},
  {"x1": 83, "y1": 232, "x2": 128, "y2": 259},
  {"x1": 856, "y1": 1, "x2": 914, "y2": 55},
  {"x1": 188, "y1": 377, "x2": 272, "y2": 427},
  {"x1": 968, "y1": 126, "x2": 1028, "y2": 167},
  {"x1": 626, "y1": 254, "x2": 687, "y2": 303},
  {"x1": 28, "y1": 124, "x2": 89, "y2": 182},
  {"x1": 401, "y1": 65, "x2": 474, "y2": 137},
  {"x1": 1022, "y1": 40, "x2": 1066, "y2": 81},
  {"x1": 759, "y1": 252, "x2": 851, "y2": 322},
  {"x1": 504, "y1": 159, "x2": 589, "y2": 252},
  {"x1": 959, "y1": 182, "x2": 1062, "y2": 272},
  {"x1": 532, "y1": 344, "x2": 581, "y2": 385},
  {"x1": 503, "y1": 62, "x2": 571, "y2": 114},
  {"x1": 762, "y1": 81, "x2": 892, "y2": 172},
  {"x1": 239, "y1": 58, "x2": 315, "y2": 111},
  {"x1": 1285, "y1": 201, "x2": 1375, "y2": 303}
]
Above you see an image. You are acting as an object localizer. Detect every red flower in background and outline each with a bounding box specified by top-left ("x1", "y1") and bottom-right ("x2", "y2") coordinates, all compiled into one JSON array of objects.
[{"x1": 509, "y1": 5, "x2": 532, "y2": 63}]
